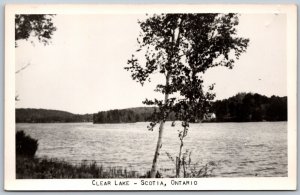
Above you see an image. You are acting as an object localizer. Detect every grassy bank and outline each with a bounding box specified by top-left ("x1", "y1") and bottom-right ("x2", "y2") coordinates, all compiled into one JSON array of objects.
[
  {"x1": 16, "y1": 130, "x2": 213, "y2": 178},
  {"x1": 16, "y1": 130, "x2": 155, "y2": 179},
  {"x1": 16, "y1": 156, "x2": 141, "y2": 179}
]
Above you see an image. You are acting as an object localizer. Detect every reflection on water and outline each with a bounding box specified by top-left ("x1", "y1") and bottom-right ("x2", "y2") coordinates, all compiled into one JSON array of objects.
[{"x1": 16, "y1": 122, "x2": 287, "y2": 177}]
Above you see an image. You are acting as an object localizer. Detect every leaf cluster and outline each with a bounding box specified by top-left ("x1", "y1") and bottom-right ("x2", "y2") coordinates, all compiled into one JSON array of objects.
[{"x1": 15, "y1": 14, "x2": 57, "y2": 47}]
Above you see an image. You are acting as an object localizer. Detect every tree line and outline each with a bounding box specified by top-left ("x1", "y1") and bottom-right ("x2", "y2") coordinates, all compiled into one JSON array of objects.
[
  {"x1": 93, "y1": 107, "x2": 177, "y2": 124},
  {"x1": 93, "y1": 93, "x2": 287, "y2": 123},
  {"x1": 212, "y1": 93, "x2": 287, "y2": 122}
]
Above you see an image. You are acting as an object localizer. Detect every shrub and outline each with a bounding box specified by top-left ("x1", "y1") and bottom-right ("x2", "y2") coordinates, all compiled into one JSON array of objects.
[
  {"x1": 16, "y1": 130, "x2": 38, "y2": 158},
  {"x1": 166, "y1": 151, "x2": 218, "y2": 178}
]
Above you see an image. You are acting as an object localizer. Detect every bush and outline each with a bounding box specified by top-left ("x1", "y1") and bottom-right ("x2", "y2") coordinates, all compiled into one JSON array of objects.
[
  {"x1": 16, "y1": 130, "x2": 38, "y2": 158},
  {"x1": 166, "y1": 151, "x2": 218, "y2": 178}
]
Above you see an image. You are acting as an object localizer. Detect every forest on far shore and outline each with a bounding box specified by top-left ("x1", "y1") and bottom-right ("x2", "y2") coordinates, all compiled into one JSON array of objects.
[
  {"x1": 16, "y1": 108, "x2": 93, "y2": 123},
  {"x1": 93, "y1": 93, "x2": 287, "y2": 123},
  {"x1": 212, "y1": 93, "x2": 287, "y2": 122},
  {"x1": 16, "y1": 92, "x2": 287, "y2": 124}
]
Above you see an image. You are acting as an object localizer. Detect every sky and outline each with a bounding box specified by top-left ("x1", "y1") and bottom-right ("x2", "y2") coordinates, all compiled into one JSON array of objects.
[{"x1": 15, "y1": 13, "x2": 287, "y2": 114}]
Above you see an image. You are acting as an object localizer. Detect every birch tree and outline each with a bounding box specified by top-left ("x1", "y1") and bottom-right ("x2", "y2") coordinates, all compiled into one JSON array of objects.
[{"x1": 125, "y1": 13, "x2": 249, "y2": 178}]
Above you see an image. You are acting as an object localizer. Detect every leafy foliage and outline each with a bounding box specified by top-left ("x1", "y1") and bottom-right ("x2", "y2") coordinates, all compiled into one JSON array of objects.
[
  {"x1": 15, "y1": 14, "x2": 56, "y2": 47},
  {"x1": 125, "y1": 13, "x2": 249, "y2": 128}
]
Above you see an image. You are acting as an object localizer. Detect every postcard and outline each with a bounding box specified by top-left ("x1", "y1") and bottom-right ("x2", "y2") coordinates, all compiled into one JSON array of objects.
[{"x1": 5, "y1": 4, "x2": 297, "y2": 190}]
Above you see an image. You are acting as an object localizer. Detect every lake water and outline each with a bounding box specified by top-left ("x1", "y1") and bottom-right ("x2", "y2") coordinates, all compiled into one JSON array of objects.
[{"x1": 16, "y1": 122, "x2": 287, "y2": 177}]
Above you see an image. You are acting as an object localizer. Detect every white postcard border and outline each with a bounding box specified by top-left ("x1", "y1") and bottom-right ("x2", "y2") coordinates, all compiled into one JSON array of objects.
[{"x1": 4, "y1": 4, "x2": 297, "y2": 191}]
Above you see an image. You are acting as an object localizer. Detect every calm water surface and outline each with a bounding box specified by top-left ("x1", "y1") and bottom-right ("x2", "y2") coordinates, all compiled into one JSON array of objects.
[{"x1": 16, "y1": 122, "x2": 287, "y2": 177}]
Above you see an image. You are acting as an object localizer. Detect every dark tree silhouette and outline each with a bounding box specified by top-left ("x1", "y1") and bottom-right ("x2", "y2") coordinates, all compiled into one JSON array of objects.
[
  {"x1": 16, "y1": 131, "x2": 38, "y2": 158},
  {"x1": 126, "y1": 13, "x2": 249, "y2": 178},
  {"x1": 15, "y1": 14, "x2": 56, "y2": 47}
]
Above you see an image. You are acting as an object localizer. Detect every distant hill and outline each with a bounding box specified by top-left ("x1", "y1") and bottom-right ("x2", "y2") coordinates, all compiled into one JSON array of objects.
[{"x1": 16, "y1": 108, "x2": 93, "y2": 123}]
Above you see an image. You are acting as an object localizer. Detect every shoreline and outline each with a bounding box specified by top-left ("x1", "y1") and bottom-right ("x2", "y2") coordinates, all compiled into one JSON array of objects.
[
  {"x1": 15, "y1": 120, "x2": 288, "y2": 124},
  {"x1": 16, "y1": 155, "x2": 144, "y2": 179}
]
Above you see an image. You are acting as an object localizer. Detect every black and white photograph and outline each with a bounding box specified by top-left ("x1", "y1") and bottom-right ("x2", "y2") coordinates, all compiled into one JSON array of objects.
[{"x1": 5, "y1": 4, "x2": 297, "y2": 190}]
